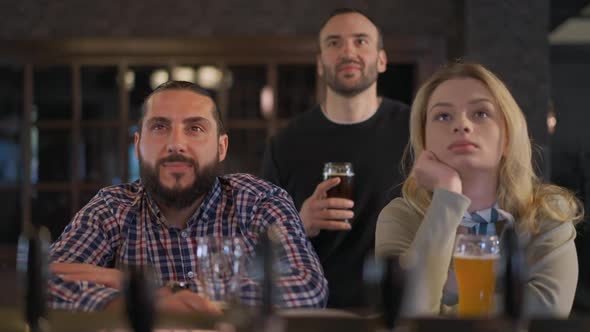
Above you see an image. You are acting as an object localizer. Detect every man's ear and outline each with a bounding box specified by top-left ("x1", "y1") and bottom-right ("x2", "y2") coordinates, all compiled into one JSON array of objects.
[
  {"x1": 218, "y1": 134, "x2": 228, "y2": 162},
  {"x1": 134, "y1": 132, "x2": 140, "y2": 160},
  {"x1": 377, "y1": 49, "x2": 387, "y2": 73},
  {"x1": 316, "y1": 54, "x2": 324, "y2": 78}
]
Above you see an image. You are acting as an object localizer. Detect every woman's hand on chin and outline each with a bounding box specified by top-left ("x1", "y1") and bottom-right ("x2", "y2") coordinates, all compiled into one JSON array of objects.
[{"x1": 413, "y1": 150, "x2": 462, "y2": 194}]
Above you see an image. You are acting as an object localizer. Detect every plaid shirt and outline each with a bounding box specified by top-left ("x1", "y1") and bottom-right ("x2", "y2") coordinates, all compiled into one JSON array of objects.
[{"x1": 49, "y1": 173, "x2": 328, "y2": 311}]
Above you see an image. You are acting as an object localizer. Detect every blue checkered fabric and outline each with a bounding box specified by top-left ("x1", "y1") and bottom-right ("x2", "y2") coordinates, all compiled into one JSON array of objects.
[{"x1": 458, "y1": 204, "x2": 515, "y2": 236}]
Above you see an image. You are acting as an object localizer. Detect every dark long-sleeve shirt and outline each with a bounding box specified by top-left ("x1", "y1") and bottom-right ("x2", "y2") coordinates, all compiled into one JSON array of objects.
[{"x1": 261, "y1": 99, "x2": 409, "y2": 308}]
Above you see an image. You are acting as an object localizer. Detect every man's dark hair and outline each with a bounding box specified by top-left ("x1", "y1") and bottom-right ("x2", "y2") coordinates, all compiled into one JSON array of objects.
[
  {"x1": 137, "y1": 80, "x2": 226, "y2": 135},
  {"x1": 318, "y1": 8, "x2": 384, "y2": 50}
]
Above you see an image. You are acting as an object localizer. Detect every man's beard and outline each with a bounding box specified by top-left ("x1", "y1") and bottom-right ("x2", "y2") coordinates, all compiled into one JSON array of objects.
[
  {"x1": 139, "y1": 152, "x2": 220, "y2": 210},
  {"x1": 322, "y1": 58, "x2": 379, "y2": 97}
]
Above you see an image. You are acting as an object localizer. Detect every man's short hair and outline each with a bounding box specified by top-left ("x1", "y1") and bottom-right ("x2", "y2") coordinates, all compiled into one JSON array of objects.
[
  {"x1": 318, "y1": 7, "x2": 384, "y2": 50},
  {"x1": 137, "y1": 80, "x2": 226, "y2": 135}
]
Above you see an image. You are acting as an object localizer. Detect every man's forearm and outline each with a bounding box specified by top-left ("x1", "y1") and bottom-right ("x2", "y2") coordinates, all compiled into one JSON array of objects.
[
  {"x1": 103, "y1": 296, "x2": 124, "y2": 312},
  {"x1": 48, "y1": 276, "x2": 121, "y2": 312}
]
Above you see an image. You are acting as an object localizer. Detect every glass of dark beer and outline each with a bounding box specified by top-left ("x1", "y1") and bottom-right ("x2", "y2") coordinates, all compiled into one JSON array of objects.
[{"x1": 323, "y1": 162, "x2": 354, "y2": 223}]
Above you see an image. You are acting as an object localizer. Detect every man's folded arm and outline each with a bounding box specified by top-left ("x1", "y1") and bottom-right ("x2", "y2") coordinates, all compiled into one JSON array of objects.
[{"x1": 49, "y1": 194, "x2": 121, "y2": 311}]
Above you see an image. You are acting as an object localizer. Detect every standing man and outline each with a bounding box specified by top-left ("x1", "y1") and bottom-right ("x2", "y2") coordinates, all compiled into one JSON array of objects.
[{"x1": 261, "y1": 8, "x2": 409, "y2": 309}]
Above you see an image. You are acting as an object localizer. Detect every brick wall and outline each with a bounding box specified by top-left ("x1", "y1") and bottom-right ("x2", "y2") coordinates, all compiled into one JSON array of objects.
[
  {"x1": 0, "y1": 0, "x2": 549, "y2": 157},
  {"x1": 464, "y1": 0, "x2": 550, "y2": 148},
  {"x1": 0, "y1": 0, "x2": 457, "y2": 38}
]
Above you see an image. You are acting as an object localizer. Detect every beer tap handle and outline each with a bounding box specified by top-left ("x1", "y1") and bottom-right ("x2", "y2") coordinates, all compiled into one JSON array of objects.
[
  {"x1": 124, "y1": 266, "x2": 155, "y2": 332},
  {"x1": 363, "y1": 256, "x2": 406, "y2": 329},
  {"x1": 382, "y1": 257, "x2": 406, "y2": 329},
  {"x1": 247, "y1": 229, "x2": 286, "y2": 332},
  {"x1": 259, "y1": 231, "x2": 275, "y2": 316},
  {"x1": 502, "y1": 225, "x2": 525, "y2": 321},
  {"x1": 383, "y1": 257, "x2": 406, "y2": 328},
  {"x1": 362, "y1": 256, "x2": 383, "y2": 314},
  {"x1": 17, "y1": 226, "x2": 50, "y2": 332}
]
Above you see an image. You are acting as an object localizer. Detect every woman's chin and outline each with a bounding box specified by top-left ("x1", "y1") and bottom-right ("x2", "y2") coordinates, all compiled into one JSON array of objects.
[{"x1": 454, "y1": 163, "x2": 499, "y2": 178}]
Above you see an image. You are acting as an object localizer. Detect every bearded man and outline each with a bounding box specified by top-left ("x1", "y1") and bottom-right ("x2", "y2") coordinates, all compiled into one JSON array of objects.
[{"x1": 49, "y1": 81, "x2": 327, "y2": 313}]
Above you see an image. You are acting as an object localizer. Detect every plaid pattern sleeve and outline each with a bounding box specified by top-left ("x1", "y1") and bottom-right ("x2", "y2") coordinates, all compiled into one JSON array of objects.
[
  {"x1": 47, "y1": 176, "x2": 327, "y2": 311},
  {"x1": 239, "y1": 186, "x2": 328, "y2": 308},
  {"x1": 48, "y1": 190, "x2": 122, "y2": 311}
]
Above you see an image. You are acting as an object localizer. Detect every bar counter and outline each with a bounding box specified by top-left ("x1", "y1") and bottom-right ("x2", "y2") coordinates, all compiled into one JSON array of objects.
[{"x1": 1, "y1": 307, "x2": 589, "y2": 332}]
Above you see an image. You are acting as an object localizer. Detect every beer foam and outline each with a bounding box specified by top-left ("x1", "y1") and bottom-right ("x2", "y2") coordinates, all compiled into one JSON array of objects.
[
  {"x1": 323, "y1": 172, "x2": 354, "y2": 177},
  {"x1": 453, "y1": 253, "x2": 499, "y2": 260}
]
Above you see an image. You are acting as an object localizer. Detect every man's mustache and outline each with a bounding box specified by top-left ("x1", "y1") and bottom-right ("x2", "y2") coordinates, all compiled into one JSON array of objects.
[
  {"x1": 156, "y1": 154, "x2": 196, "y2": 168},
  {"x1": 336, "y1": 59, "x2": 363, "y2": 70}
]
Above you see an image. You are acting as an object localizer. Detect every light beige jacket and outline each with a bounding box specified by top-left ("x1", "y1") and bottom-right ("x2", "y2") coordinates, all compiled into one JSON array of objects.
[{"x1": 375, "y1": 188, "x2": 578, "y2": 318}]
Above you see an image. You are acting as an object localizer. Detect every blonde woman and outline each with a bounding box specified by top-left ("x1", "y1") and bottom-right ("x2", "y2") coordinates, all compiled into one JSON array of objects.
[{"x1": 375, "y1": 62, "x2": 583, "y2": 317}]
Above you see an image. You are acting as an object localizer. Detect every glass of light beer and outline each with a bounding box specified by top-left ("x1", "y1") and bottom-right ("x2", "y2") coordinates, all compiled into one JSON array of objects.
[
  {"x1": 323, "y1": 162, "x2": 354, "y2": 223},
  {"x1": 453, "y1": 234, "x2": 500, "y2": 317}
]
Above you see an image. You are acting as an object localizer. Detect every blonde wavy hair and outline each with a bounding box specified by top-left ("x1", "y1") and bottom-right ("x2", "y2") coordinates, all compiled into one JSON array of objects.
[{"x1": 402, "y1": 62, "x2": 583, "y2": 233}]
